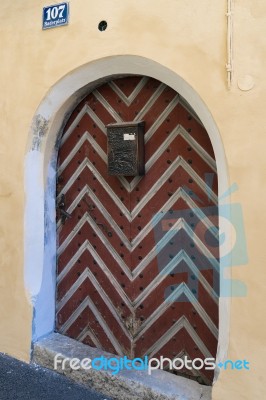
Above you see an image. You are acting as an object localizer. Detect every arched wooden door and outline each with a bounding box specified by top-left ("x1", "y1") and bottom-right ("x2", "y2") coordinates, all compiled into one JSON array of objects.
[{"x1": 56, "y1": 76, "x2": 219, "y2": 384}]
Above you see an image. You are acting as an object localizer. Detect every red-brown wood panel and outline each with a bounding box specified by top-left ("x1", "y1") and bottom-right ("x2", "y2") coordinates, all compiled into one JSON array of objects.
[{"x1": 56, "y1": 76, "x2": 219, "y2": 385}]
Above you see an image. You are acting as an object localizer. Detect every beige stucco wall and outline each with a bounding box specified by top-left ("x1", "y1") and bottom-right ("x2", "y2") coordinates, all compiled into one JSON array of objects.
[{"x1": 0, "y1": 0, "x2": 265, "y2": 398}]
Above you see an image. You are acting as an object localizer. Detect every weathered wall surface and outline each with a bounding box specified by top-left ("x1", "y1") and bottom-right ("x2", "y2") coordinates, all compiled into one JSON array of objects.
[{"x1": 0, "y1": 1, "x2": 265, "y2": 398}]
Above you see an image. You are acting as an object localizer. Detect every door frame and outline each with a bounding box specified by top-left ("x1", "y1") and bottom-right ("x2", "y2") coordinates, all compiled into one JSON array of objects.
[{"x1": 24, "y1": 55, "x2": 230, "y2": 382}]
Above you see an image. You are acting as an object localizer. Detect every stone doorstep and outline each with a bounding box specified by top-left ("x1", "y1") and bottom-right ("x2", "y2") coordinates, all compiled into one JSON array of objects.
[{"x1": 32, "y1": 333, "x2": 212, "y2": 400}]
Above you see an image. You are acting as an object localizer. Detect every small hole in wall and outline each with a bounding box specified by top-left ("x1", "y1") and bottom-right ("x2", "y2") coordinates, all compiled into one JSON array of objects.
[{"x1": 98, "y1": 20, "x2": 108, "y2": 31}]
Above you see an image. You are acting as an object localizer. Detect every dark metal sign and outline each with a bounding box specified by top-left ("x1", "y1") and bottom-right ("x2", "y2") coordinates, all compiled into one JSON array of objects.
[
  {"x1": 42, "y1": 2, "x2": 69, "y2": 30},
  {"x1": 107, "y1": 121, "x2": 145, "y2": 176}
]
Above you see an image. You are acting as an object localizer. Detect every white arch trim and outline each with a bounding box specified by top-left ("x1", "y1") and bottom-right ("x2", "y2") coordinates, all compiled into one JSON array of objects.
[{"x1": 24, "y1": 55, "x2": 230, "y2": 381}]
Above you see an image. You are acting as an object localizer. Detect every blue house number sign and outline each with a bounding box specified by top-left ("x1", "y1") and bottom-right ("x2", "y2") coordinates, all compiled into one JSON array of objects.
[{"x1": 42, "y1": 2, "x2": 69, "y2": 30}]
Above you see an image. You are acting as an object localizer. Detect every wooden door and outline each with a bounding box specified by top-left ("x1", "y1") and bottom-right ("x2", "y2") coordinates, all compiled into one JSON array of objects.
[{"x1": 56, "y1": 76, "x2": 219, "y2": 384}]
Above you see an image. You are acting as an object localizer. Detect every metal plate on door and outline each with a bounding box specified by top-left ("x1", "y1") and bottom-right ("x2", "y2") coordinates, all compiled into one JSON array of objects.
[{"x1": 107, "y1": 121, "x2": 145, "y2": 176}]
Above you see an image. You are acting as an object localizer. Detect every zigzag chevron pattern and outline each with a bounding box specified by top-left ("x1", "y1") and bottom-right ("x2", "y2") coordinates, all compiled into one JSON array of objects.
[{"x1": 56, "y1": 76, "x2": 219, "y2": 384}]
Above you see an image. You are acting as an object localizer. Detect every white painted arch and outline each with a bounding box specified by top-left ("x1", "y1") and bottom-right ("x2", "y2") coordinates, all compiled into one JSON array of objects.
[{"x1": 24, "y1": 55, "x2": 230, "y2": 382}]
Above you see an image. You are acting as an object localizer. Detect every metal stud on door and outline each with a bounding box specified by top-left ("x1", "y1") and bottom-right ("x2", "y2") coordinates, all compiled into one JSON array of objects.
[{"x1": 56, "y1": 76, "x2": 219, "y2": 384}]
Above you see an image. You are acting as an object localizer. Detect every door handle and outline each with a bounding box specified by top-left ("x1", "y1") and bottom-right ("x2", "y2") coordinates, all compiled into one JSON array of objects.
[{"x1": 57, "y1": 194, "x2": 72, "y2": 224}]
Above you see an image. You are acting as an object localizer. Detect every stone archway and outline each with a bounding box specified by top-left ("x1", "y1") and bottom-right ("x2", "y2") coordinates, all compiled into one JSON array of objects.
[{"x1": 24, "y1": 56, "x2": 230, "y2": 385}]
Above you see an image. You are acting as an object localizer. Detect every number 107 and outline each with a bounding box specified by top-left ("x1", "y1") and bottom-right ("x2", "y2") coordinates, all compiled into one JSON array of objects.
[{"x1": 46, "y1": 4, "x2": 66, "y2": 21}]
